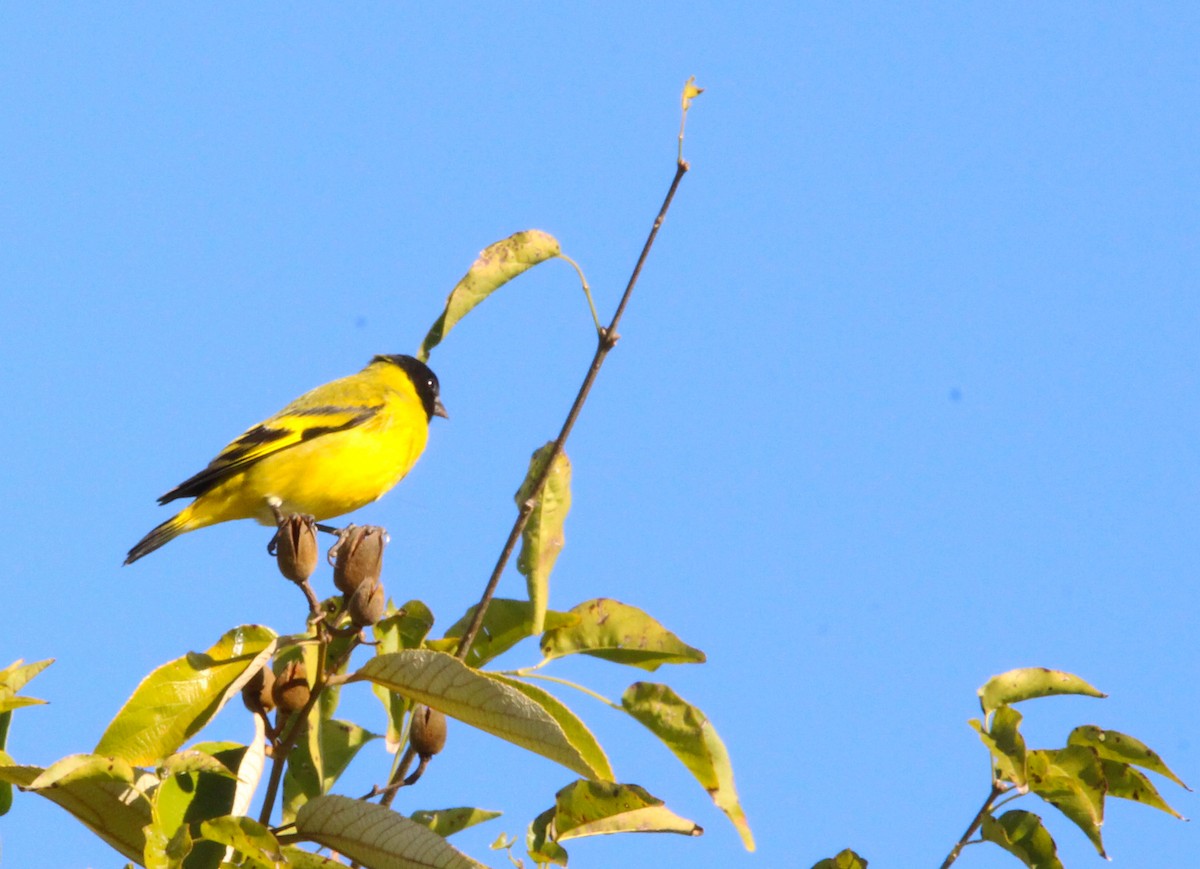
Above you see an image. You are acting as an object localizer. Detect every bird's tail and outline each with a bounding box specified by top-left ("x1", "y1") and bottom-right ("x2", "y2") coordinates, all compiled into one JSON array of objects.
[{"x1": 124, "y1": 510, "x2": 193, "y2": 565}]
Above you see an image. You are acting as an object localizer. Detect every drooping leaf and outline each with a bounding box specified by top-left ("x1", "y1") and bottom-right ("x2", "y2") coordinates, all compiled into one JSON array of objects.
[
  {"x1": 439, "y1": 599, "x2": 576, "y2": 668},
  {"x1": 515, "y1": 443, "x2": 572, "y2": 634},
  {"x1": 541, "y1": 599, "x2": 706, "y2": 671},
  {"x1": 969, "y1": 706, "x2": 1027, "y2": 789},
  {"x1": 0, "y1": 755, "x2": 152, "y2": 862},
  {"x1": 621, "y1": 682, "x2": 753, "y2": 850},
  {"x1": 1067, "y1": 725, "x2": 1189, "y2": 790},
  {"x1": 283, "y1": 719, "x2": 380, "y2": 822},
  {"x1": 981, "y1": 810, "x2": 1064, "y2": 869},
  {"x1": 356, "y1": 650, "x2": 606, "y2": 779},
  {"x1": 198, "y1": 815, "x2": 283, "y2": 868},
  {"x1": 810, "y1": 848, "x2": 869, "y2": 869},
  {"x1": 551, "y1": 780, "x2": 702, "y2": 841},
  {"x1": 526, "y1": 806, "x2": 569, "y2": 866},
  {"x1": 978, "y1": 668, "x2": 1105, "y2": 717},
  {"x1": 410, "y1": 806, "x2": 503, "y2": 838},
  {"x1": 491, "y1": 674, "x2": 614, "y2": 781},
  {"x1": 372, "y1": 600, "x2": 436, "y2": 750},
  {"x1": 418, "y1": 230, "x2": 563, "y2": 361},
  {"x1": 1026, "y1": 746, "x2": 1106, "y2": 856},
  {"x1": 95, "y1": 625, "x2": 277, "y2": 765},
  {"x1": 294, "y1": 794, "x2": 485, "y2": 868},
  {"x1": 1101, "y1": 760, "x2": 1186, "y2": 819}
]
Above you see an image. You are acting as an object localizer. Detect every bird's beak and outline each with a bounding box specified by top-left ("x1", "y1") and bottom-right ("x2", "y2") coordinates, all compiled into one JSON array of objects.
[{"x1": 433, "y1": 398, "x2": 449, "y2": 419}]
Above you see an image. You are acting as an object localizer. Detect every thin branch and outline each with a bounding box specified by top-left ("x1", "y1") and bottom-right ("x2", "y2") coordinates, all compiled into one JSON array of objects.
[
  {"x1": 939, "y1": 783, "x2": 1005, "y2": 869},
  {"x1": 455, "y1": 157, "x2": 690, "y2": 660}
]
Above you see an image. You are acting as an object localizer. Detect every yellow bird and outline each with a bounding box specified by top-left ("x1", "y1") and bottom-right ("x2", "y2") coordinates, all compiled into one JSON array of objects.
[{"x1": 125, "y1": 354, "x2": 447, "y2": 564}]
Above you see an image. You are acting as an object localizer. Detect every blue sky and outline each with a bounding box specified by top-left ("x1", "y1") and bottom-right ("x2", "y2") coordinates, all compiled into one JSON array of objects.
[{"x1": 2, "y1": 4, "x2": 1197, "y2": 867}]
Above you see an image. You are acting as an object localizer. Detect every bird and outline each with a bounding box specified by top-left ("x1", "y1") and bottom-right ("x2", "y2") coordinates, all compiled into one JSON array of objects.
[{"x1": 125, "y1": 354, "x2": 447, "y2": 564}]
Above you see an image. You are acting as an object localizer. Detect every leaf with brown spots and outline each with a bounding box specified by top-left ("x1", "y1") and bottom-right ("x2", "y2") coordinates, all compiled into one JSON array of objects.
[{"x1": 540, "y1": 599, "x2": 705, "y2": 671}]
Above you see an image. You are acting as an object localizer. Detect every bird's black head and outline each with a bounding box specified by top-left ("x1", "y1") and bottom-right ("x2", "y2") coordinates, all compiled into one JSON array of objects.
[{"x1": 374, "y1": 354, "x2": 448, "y2": 421}]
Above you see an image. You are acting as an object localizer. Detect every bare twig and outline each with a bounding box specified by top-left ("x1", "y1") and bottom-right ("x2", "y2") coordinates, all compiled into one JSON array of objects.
[{"x1": 454, "y1": 155, "x2": 691, "y2": 660}]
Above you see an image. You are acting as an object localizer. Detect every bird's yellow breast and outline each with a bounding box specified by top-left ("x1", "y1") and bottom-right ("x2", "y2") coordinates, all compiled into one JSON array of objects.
[{"x1": 182, "y1": 370, "x2": 430, "y2": 528}]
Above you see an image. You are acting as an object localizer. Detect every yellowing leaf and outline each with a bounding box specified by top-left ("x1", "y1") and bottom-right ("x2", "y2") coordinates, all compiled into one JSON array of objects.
[
  {"x1": 969, "y1": 706, "x2": 1027, "y2": 789},
  {"x1": 621, "y1": 682, "x2": 754, "y2": 851},
  {"x1": 490, "y1": 674, "x2": 614, "y2": 782},
  {"x1": 198, "y1": 815, "x2": 283, "y2": 868},
  {"x1": 0, "y1": 658, "x2": 53, "y2": 713},
  {"x1": 1102, "y1": 760, "x2": 1186, "y2": 819},
  {"x1": 418, "y1": 230, "x2": 562, "y2": 361},
  {"x1": 540, "y1": 599, "x2": 705, "y2": 671},
  {"x1": 978, "y1": 668, "x2": 1105, "y2": 717},
  {"x1": 810, "y1": 849, "x2": 870, "y2": 869},
  {"x1": 681, "y1": 76, "x2": 704, "y2": 111},
  {"x1": 442, "y1": 599, "x2": 576, "y2": 668},
  {"x1": 410, "y1": 806, "x2": 503, "y2": 838},
  {"x1": 95, "y1": 625, "x2": 277, "y2": 765},
  {"x1": 1067, "y1": 725, "x2": 1189, "y2": 790},
  {"x1": 356, "y1": 650, "x2": 607, "y2": 779},
  {"x1": 552, "y1": 780, "x2": 702, "y2": 841},
  {"x1": 0, "y1": 755, "x2": 152, "y2": 862},
  {"x1": 295, "y1": 794, "x2": 485, "y2": 869},
  {"x1": 516, "y1": 443, "x2": 572, "y2": 633},
  {"x1": 1026, "y1": 747, "x2": 1106, "y2": 857},
  {"x1": 980, "y1": 810, "x2": 1063, "y2": 869}
]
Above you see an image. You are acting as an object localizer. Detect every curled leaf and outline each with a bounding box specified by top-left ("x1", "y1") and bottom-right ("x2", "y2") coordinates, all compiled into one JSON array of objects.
[
  {"x1": 516, "y1": 443, "x2": 572, "y2": 633},
  {"x1": 418, "y1": 230, "x2": 562, "y2": 361},
  {"x1": 978, "y1": 668, "x2": 1105, "y2": 717}
]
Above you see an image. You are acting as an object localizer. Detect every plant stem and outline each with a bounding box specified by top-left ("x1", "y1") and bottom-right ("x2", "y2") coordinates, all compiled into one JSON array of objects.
[
  {"x1": 454, "y1": 156, "x2": 690, "y2": 661},
  {"x1": 939, "y1": 783, "x2": 1004, "y2": 869}
]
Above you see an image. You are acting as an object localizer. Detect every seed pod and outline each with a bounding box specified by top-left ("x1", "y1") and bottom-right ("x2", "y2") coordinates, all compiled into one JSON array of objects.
[
  {"x1": 275, "y1": 514, "x2": 319, "y2": 583},
  {"x1": 272, "y1": 659, "x2": 310, "y2": 715},
  {"x1": 348, "y1": 578, "x2": 386, "y2": 627},
  {"x1": 330, "y1": 525, "x2": 387, "y2": 594},
  {"x1": 409, "y1": 704, "x2": 447, "y2": 759},
  {"x1": 241, "y1": 664, "x2": 276, "y2": 716}
]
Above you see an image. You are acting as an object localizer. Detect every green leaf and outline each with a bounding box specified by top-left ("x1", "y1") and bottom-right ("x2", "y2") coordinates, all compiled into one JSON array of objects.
[
  {"x1": 281, "y1": 846, "x2": 353, "y2": 867},
  {"x1": 151, "y1": 744, "x2": 250, "y2": 869},
  {"x1": 0, "y1": 754, "x2": 152, "y2": 863},
  {"x1": 0, "y1": 658, "x2": 53, "y2": 712},
  {"x1": 551, "y1": 780, "x2": 702, "y2": 841},
  {"x1": 810, "y1": 848, "x2": 869, "y2": 869},
  {"x1": 980, "y1": 810, "x2": 1063, "y2": 869},
  {"x1": 541, "y1": 599, "x2": 706, "y2": 671},
  {"x1": 418, "y1": 229, "x2": 563, "y2": 361},
  {"x1": 356, "y1": 650, "x2": 606, "y2": 779},
  {"x1": 1067, "y1": 725, "x2": 1189, "y2": 790},
  {"x1": 621, "y1": 682, "x2": 753, "y2": 850},
  {"x1": 978, "y1": 668, "x2": 1105, "y2": 717},
  {"x1": 410, "y1": 806, "x2": 503, "y2": 838},
  {"x1": 95, "y1": 625, "x2": 277, "y2": 765},
  {"x1": 1101, "y1": 760, "x2": 1186, "y2": 819},
  {"x1": 491, "y1": 674, "x2": 614, "y2": 781},
  {"x1": 515, "y1": 443, "x2": 572, "y2": 634},
  {"x1": 969, "y1": 706, "x2": 1027, "y2": 789},
  {"x1": 294, "y1": 794, "x2": 485, "y2": 868},
  {"x1": 283, "y1": 719, "x2": 380, "y2": 822},
  {"x1": 0, "y1": 712, "x2": 11, "y2": 816},
  {"x1": 372, "y1": 600, "x2": 436, "y2": 750},
  {"x1": 1026, "y1": 746, "x2": 1106, "y2": 857},
  {"x1": 527, "y1": 806, "x2": 570, "y2": 866},
  {"x1": 198, "y1": 815, "x2": 283, "y2": 868},
  {"x1": 441, "y1": 599, "x2": 576, "y2": 668},
  {"x1": 144, "y1": 814, "x2": 192, "y2": 869}
]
